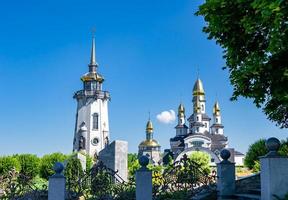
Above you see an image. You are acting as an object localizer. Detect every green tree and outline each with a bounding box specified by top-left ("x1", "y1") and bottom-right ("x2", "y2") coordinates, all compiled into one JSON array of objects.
[
  {"x1": 196, "y1": 0, "x2": 288, "y2": 128},
  {"x1": 244, "y1": 139, "x2": 268, "y2": 170},
  {"x1": 189, "y1": 151, "x2": 211, "y2": 174},
  {"x1": 244, "y1": 138, "x2": 288, "y2": 170},
  {"x1": 0, "y1": 156, "x2": 21, "y2": 175},
  {"x1": 128, "y1": 153, "x2": 138, "y2": 169},
  {"x1": 279, "y1": 139, "x2": 288, "y2": 155},
  {"x1": 13, "y1": 154, "x2": 40, "y2": 179},
  {"x1": 128, "y1": 153, "x2": 140, "y2": 179},
  {"x1": 39, "y1": 152, "x2": 67, "y2": 180},
  {"x1": 64, "y1": 156, "x2": 84, "y2": 192}
]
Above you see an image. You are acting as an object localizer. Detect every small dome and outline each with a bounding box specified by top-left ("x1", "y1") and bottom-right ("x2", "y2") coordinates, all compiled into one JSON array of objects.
[
  {"x1": 81, "y1": 72, "x2": 104, "y2": 83},
  {"x1": 213, "y1": 101, "x2": 221, "y2": 116},
  {"x1": 178, "y1": 104, "x2": 185, "y2": 117},
  {"x1": 193, "y1": 78, "x2": 205, "y2": 96},
  {"x1": 139, "y1": 139, "x2": 160, "y2": 148},
  {"x1": 146, "y1": 120, "x2": 153, "y2": 133},
  {"x1": 178, "y1": 104, "x2": 185, "y2": 112}
]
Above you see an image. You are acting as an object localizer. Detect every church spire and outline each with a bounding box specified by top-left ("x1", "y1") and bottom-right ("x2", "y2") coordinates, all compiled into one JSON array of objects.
[{"x1": 89, "y1": 36, "x2": 98, "y2": 72}]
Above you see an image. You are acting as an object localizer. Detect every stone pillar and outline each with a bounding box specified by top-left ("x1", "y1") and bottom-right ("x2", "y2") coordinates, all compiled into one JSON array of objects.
[
  {"x1": 260, "y1": 137, "x2": 288, "y2": 200},
  {"x1": 99, "y1": 140, "x2": 128, "y2": 182},
  {"x1": 48, "y1": 162, "x2": 66, "y2": 200},
  {"x1": 217, "y1": 149, "x2": 235, "y2": 199},
  {"x1": 136, "y1": 156, "x2": 152, "y2": 200}
]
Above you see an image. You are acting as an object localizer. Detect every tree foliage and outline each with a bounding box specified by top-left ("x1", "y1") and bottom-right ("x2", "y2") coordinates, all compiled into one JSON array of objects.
[
  {"x1": 14, "y1": 154, "x2": 40, "y2": 179},
  {"x1": 189, "y1": 151, "x2": 211, "y2": 174},
  {"x1": 39, "y1": 152, "x2": 67, "y2": 180},
  {"x1": 244, "y1": 138, "x2": 288, "y2": 170},
  {"x1": 127, "y1": 153, "x2": 140, "y2": 179},
  {"x1": 0, "y1": 156, "x2": 21, "y2": 175},
  {"x1": 196, "y1": 0, "x2": 288, "y2": 128},
  {"x1": 244, "y1": 139, "x2": 267, "y2": 169}
]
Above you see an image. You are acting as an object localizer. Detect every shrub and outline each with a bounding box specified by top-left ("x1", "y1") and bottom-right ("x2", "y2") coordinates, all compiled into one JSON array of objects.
[
  {"x1": 39, "y1": 152, "x2": 67, "y2": 180},
  {"x1": 86, "y1": 154, "x2": 93, "y2": 170},
  {"x1": 14, "y1": 154, "x2": 40, "y2": 179},
  {"x1": 189, "y1": 151, "x2": 211, "y2": 174},
  {"x1": 64, "y1": 156, "x2": 84, "y2": 192},
  {"x1": 0, "y1": 156, "x2": 21, "y2": 175}
]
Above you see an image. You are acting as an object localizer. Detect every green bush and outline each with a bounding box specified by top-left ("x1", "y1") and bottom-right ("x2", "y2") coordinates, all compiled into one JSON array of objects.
[
  {"x1": 189, "y1": 151, "x2": 211, "y2": 174},
  {"x1": 39, "y1": 152, "x2": 67, "y2": 180},
  {"x1": 0, "y1": 156, "x2": 21, "y2": 175},
  {"x1": 64, "y1": 156, "x2": 84, "y2": 192},
  {"x1": 14, "y1": 154, "x2": 40, "y2": 179}
]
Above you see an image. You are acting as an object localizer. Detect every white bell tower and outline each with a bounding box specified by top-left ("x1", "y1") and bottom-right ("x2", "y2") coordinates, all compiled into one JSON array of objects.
[{"x1": 73, "y1": 36, "x2": 110, "y2": 159}]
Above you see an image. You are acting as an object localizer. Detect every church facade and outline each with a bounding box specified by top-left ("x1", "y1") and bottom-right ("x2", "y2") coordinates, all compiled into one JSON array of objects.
[
  {"x1": 73, "y1": 37, "x2": 110, "y2": 158},
  {"x1": 167, "y1": 78, "x2": 244, "y2": 166}
]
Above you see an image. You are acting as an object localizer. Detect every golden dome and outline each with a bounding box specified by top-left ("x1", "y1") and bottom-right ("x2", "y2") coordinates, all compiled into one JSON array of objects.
[
  {"x1": 178, "y1": 104, "x2": 185, "y2": 112},
  {"x1": 178, "y1": 104, "x2": 185, "y2": 117},
  {"x1": 81, "y1": 72, "x2": 104, "y2": 83},
  {"x1": 146, "y1": 120, "x2": 153, "y2": 133},
  {"x1": 213, "y1": 101, "x2": 221, "y2": 116},
  {"x1": 193, "y1": 78, "x2": 205, "y2": 96},
  {"x1": 139, "y1": 139, "x2": 160, "y2": 147}
]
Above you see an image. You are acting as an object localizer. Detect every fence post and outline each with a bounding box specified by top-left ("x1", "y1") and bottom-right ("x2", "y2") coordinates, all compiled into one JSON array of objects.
[
  {"x1": 136, "y1": 155, "x2": 152, "y2": 200},
  {"x1": 217, "y1": 149, "x2": 235, "y2": 199},
  {"x1": 48, "y1": 162, "x2": 66, "y2": 200},
  {"x1": 260, "y1": 137, "x2": 288, "y2": 200}
]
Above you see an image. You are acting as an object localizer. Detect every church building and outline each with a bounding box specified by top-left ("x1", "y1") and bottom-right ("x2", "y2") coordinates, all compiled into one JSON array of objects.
[
  {"x1": 72, "y1": 37, "x2": 111, "y2": 159},
  {"x1": 167, "y1": 78, "x2": 244, "y2": 166}
]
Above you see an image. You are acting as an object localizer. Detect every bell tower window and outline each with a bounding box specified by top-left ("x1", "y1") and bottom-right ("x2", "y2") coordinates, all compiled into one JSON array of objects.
[{"x1": 92, "y1": 113, "x2": 99, "y2": 130}]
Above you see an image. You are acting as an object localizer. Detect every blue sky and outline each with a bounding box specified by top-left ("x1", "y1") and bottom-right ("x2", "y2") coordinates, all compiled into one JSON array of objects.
[{"x1": 0, "y1": 0, "x2": 286, "y2": 156}]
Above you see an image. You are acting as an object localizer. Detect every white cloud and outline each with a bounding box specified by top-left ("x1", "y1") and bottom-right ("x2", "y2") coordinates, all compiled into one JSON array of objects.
[{"x1": 156, "y1": 110, "x2": 176, "y2": 124}]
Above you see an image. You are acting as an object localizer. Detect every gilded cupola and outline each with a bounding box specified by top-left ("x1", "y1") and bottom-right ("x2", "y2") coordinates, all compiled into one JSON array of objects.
[
  {"x1": 146, "y1": 120, "x2": 153, "y2": 134},
  {"x1": 192, "y1": 78, "x2": 205, "y2": 102},
  {"x1": 193, "y1": 78, "x2": 205, "y2": 96},
  {"x1": 139, "y1": 120, "x2": 160, "y2": 148},
  {"x1": 213, "y1": 101, "x2": 221, "y2": 116},
  {"x1": 178, "y1": 104, "x2": 185, "y2": 117}
]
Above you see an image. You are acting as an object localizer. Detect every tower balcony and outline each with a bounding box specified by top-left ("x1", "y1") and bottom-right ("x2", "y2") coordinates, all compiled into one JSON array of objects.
[{"x1": 73, "y1": 90, "x2": 111, "y2": 100}]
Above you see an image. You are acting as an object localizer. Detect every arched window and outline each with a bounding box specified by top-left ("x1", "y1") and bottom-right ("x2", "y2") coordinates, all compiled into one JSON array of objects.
[
  {"x1": 92, "y1": 113, "x2": 99, "y2": 130},
  {"x1": 201, "y1": 104, "x2": 204, "y2": 111},
  {"x1": 216, "y1": 118, "x2": 218, "y2": 123},
  {"x1": 196, "y1": 116, "x2": 199, "y2": 121}
]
